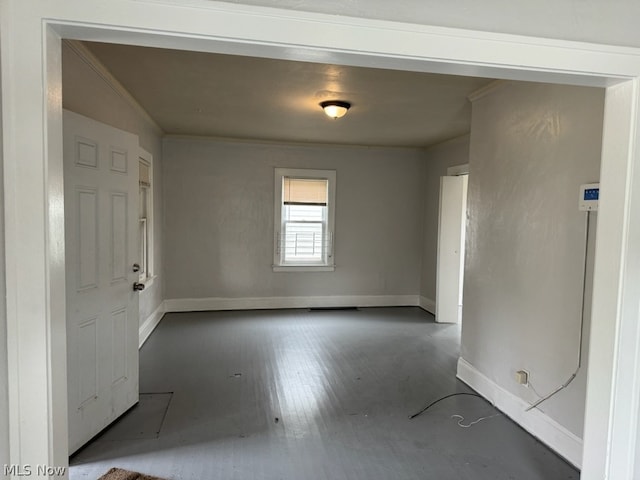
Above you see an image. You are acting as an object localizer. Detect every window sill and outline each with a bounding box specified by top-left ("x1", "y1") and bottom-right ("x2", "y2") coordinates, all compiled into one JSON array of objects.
[{"x1": 272, "y1": 265, "x2": 335, "y2": 272}]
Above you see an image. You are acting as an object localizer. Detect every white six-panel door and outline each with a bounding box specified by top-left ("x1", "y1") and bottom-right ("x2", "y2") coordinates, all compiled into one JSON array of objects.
[
  {"x1": 436, "y1": 175, "x2": 468, "y2": 323},
  {"x1": 63, "y1": 110, "x2": 140, "y2": 454}
]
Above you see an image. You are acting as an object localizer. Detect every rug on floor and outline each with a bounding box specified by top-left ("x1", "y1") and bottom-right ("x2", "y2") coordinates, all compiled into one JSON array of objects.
[{"x1": 98, "y1": 467, "x2": 167, "y2": 480}]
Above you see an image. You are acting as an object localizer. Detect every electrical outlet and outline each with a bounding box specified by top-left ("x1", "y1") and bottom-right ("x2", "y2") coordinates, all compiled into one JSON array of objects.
[{"x1": 515, "y1": 369, "x2": 529, "y2": 386}]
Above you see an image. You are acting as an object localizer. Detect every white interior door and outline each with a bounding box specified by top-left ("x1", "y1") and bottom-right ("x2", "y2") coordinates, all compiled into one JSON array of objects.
[
  {"x1": 436, "y1": 175, "x2": 468, "y2": 323},
  {"x1": 64, "y1": 110, "x2": 140, "y2": 454}
]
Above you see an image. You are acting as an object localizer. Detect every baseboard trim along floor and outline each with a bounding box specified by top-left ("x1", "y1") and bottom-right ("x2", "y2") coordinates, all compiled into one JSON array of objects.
[
  {"x1": 139, "y1": 302, "x2": 167, "y2": 348},
  {"x1": 419, "y1": 296, "x2": 436, "y2": 315},
  {"x1": 456, "y1": 357, "x2": 583, "y2": 468},
  {"x1": 164, "y1": 295, "x2": 425, "y2": 313}
]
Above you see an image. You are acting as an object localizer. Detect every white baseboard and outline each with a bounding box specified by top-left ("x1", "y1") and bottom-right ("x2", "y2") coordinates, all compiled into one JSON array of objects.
[
  {"x1": 456, "y1": 357, "x2": 583, "y2": 469},
  {"x1": 164, "y1": 295, "x2": 420, "y2": 312},
  {"x1": 139, "y1": 301, "x2": 166, "y2": 348},
  {"x1": 419, "y1": 296, "x2": 436, "y2": 315}
]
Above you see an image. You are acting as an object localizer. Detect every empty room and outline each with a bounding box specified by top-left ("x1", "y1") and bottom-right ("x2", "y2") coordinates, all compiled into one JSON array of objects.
[
  {"x1": 3, "y1": 2, "x2": 640, "y2": 480},
  {"x1": 58, "y1": 35, "x2": 600, "y2": 479}
]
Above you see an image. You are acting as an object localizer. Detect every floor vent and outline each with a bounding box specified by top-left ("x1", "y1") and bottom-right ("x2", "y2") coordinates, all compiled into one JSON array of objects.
[{"x1": 308, "y1": 306, "x2": 360, "y2": 312}]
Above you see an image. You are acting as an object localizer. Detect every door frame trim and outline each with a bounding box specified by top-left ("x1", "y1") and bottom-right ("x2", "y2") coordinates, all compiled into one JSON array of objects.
[{"x1": 447, "y1": 163, "x2": 470, "y2": 176}]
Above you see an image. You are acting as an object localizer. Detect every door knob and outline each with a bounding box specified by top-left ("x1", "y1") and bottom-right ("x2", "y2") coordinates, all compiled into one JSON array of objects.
[
  {"x1": 133, "y1": 282, "x2": 145, "y2": 291},
  {"x1": 132, "y1": 263, "x2": 140, "y2": 273}
]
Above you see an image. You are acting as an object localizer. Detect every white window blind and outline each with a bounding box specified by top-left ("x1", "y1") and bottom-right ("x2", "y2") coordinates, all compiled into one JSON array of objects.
[{"x1": 283, "y1": 177, "x2": 328, "y2": 206}]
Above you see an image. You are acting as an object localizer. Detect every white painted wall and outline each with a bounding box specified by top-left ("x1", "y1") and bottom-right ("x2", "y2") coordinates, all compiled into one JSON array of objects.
[
  {"x1": 461, "y1": 81, "x2": 604, "y2": 438},
  {"x1": 0, "y1": 37, "x2": 9, "y2": 471},
  {"x1": 61, "y1": 41, "x2": 164, "y2": 326},
  {"x1": 163, "y1": 137, "x2": 426, "y2": 301},
  {"x1": 420, "y1": 135, "x2": 470, "y2": 304},
  {"x1": 222, "y1": 0, "x2": 640, "y2": 48}
]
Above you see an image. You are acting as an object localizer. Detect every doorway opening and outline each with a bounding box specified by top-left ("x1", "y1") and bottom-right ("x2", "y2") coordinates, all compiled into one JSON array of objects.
[
  {"x1": 3, "y1": 4, "x2": 640, "y2": 479},
  {"x1": 436, "y1": 164, "x2": 469, "y2": 324}
]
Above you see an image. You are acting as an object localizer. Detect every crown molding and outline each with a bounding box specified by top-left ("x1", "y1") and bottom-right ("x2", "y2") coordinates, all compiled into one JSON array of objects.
[
  {"x1": 468, "y1": 80, "x2": 510, "y2": 102},
  {"x1": 64, "y1": 39, "x2": 163, "y2": 134}
]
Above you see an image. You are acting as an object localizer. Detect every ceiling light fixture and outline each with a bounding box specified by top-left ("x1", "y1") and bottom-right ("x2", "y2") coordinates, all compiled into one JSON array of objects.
[{"x1": 320, "y1": 100, "x2": 351, "y2": 119}]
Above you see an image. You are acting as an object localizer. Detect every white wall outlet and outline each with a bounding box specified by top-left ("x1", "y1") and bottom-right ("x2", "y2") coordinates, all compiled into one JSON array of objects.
[{"x1": 515, "y1": 369, "x2": 529, "y2": 386}]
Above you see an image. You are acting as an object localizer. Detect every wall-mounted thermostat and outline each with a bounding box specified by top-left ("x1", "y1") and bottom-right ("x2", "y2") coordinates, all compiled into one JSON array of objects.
[{"x1": 579, "y1": 183, "x2": 599, "y2": 211}]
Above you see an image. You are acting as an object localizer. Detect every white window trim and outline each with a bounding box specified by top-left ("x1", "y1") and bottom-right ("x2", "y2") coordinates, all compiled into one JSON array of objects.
[
  {"x1": 273, "y1": 168, "x2": 336, "y2": 272},
  {"x1": 139, "y1": 148, "x2": 155, "y2": 286}
]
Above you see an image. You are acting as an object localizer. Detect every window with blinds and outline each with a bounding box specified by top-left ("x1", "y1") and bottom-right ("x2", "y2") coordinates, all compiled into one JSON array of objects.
[
  {"x1": 274, "y1": 169, "x2": 336, "y2": 270},
  {"x1": 139, "y1": 152, "x2": 154, "y2": 283}
]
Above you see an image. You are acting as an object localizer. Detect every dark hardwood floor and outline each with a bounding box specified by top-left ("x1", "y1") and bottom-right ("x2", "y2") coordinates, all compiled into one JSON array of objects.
[{"x1": 70, "y1": 307, "x2": 578, "y2": 480}]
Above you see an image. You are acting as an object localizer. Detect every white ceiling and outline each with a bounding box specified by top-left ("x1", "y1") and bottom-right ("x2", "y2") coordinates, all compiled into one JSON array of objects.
[{"x1": 84, "y1": 41, "x2": 494, "y2": 148}]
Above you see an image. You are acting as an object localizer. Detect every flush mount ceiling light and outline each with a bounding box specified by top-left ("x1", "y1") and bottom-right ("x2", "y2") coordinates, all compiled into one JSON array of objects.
[{"x1": 320, "y1": 100, "x2": 351, "y2": 119}]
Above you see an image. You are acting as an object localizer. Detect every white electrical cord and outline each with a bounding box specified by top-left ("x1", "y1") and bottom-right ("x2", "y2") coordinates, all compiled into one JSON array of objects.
[
  {"x1": 526, "y1": 373, "x2": 578, "y2": 412},
  {"x1": 526, "y1": 212, "x2": 591, "y2": 412},
  {"x1": 451, "y1": 412, "x2": 502, "y2": 428}
]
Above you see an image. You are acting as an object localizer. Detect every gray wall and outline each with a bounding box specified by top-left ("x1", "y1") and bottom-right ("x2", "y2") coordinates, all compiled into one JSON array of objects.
[
  {"x1": 420, "y1": 135, "x2": 470, "y2": 302},
  {"x1": 0, "y1": 34, "x2": 9, "y2": 472},
  {"x1": 163, "y1": 137, "x2": 426, "y2": 300},
  {"x1": 461, "y1": 81, "x2": 604, "y2": 437},
  {"x1": 223, "y1": 0, "x2": 640, "y2": 48},
  {"x1": 62, "y1": 41, "x2": 164, "y2": 324}
]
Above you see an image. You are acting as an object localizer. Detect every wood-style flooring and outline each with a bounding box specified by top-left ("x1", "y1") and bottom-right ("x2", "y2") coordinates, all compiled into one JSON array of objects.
[{"x1": 70, "y1": 307, "x2": 579, "y2": 479}]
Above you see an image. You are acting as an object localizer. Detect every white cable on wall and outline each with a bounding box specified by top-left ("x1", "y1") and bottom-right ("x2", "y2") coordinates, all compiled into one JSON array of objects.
[{"x1": 526, "y1": 211, "x2": 591, "y2": 412}]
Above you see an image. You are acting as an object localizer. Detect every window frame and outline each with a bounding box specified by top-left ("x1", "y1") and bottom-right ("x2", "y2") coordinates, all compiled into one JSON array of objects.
[
  {"x1": 138, "y1": 148, "x2": 155, "y2": 285},
  {"x1": 273, "y1": 168, "x2": 336, "y2": 272}
]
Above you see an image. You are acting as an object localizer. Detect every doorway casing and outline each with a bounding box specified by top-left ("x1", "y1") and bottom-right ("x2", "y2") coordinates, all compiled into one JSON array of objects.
[{"x1": 2, "y1": 1, "x2": 640, "y2": 478}]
